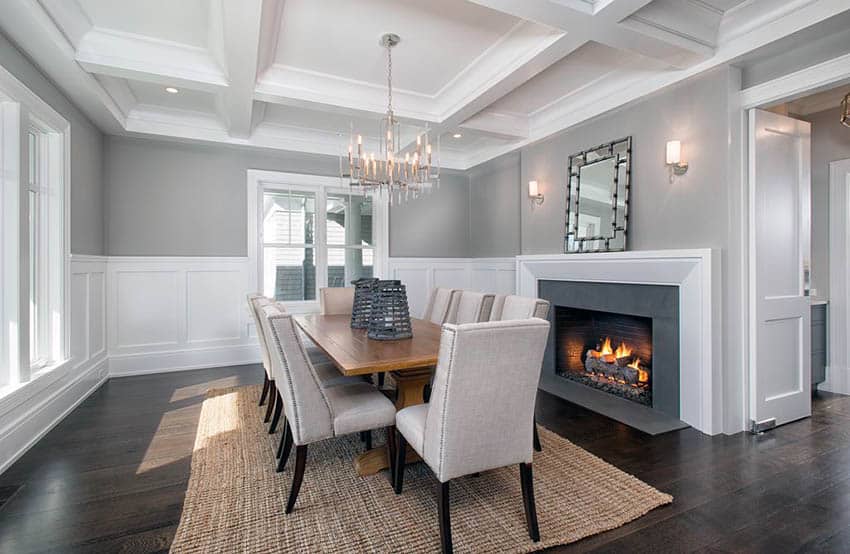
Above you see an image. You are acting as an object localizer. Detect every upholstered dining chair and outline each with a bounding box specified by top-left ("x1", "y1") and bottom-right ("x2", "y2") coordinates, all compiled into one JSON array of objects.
[
  {"x1": 449, "y1": 290, "x2": 495, "y2": 324},
  {"x1": 393, "y1": 318, "x2": 550, "y2": 553},
  {"x1": 319, "y1": 286, "x2": 355, "y2": 315},
  {"x1": 320, "y1": 286, "x2": 384, "y2": 393},
  {"x1": 263, "y1": 309, "x2": 397, "y2": 513},
  {"x1": 490, "y1": 295, "x2": 552, "y2": 452},
  {"x1": 247, "y1": 294, "x2": 275, "y2": 419},
  {"x1": 259, "y1": 303, "x2": 359, "y2": 439},
  {"x1": 422, "y1": 287, "x2": 461, "y2": 325}
]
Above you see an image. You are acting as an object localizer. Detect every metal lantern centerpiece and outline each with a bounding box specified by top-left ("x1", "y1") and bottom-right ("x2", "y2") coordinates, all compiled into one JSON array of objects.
[
  {"x1": 367, "y1": 280, "x2": 413, "y2": 341},
  {"x1": 350, "y1": 278, "x2": 379, "y2": 329},
  {"x1": 340, "y1": 33, "x2": 440, "y2": 205}
]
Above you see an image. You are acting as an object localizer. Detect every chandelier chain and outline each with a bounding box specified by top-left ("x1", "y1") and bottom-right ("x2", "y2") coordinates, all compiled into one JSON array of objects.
[{"x1": 386, "y1": 44, "x2": 393, "y2": 114}]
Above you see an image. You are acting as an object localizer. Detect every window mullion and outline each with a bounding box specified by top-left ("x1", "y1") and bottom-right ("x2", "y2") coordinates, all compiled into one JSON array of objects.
[{"x1": 316, "y1": 187, "x2": 328, "y2": 293}]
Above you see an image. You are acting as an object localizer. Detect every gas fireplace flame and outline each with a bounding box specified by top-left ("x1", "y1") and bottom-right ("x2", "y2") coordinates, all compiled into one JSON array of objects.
[
  {"x1": 595, "y1": 337, "x2": 632, "y2": 359},
  {"x1": 629, "y1": 357, "x2": 650, "y2": 383}
]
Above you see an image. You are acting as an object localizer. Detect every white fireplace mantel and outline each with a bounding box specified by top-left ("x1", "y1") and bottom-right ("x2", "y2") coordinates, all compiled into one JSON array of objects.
[{"x1": 516, "y1": 249, "x2": 722, "y2": 435}]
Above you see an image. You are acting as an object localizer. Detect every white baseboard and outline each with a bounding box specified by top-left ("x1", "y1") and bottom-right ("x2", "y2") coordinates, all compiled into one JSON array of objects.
[
  {"x1": 108, "y1": 344, "x2": 262, "y2": 377},
  {"x1": 0, "y1": 355, "x2": 108, "y2": 475}
]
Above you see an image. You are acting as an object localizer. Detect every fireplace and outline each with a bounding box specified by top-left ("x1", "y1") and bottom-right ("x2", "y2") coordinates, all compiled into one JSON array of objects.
[
  {"x1": 539, "y1": 279, "x2": 681, "y2": 431},
  {"x1": 556, "y1": 307, "x2": 653, "y2": 406}
]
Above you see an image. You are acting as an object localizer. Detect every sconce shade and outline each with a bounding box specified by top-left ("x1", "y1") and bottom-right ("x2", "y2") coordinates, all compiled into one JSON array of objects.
[
  {"x1": 528, "y1": 180, "x2": 539, "y2": 197},
  {"x1": 666, "y1": 140, "x2": 681, "y2": 165}
]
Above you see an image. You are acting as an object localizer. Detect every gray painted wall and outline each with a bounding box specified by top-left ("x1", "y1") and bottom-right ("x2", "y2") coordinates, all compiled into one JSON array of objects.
[
  {"x1": 105, "y1": 135, "x2": 470, "y2": 257},
  {"x1": 388, "y1": 171, "x2": 471, "y2": 258},
  {"x1": 803, "y1": 107, "x2": 850, "y2": 300},
  {"x1": 519, "y1": 67, "x2": 732, "y2": 256},
  {"x1": 468, "y1": 152, "x2": 521, "y2": 257},
  {"x1": 0, "y1": 31, "x2": 105, "y2": 255},
  {"x1": 466, "y1": 67, "x2": 747, "y2": 433}
]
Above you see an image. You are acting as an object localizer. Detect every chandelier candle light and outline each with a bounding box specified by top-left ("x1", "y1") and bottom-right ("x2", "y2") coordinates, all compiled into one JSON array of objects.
[{"x1": 341, "y1": 33, "x2": 439, "y2": 202}]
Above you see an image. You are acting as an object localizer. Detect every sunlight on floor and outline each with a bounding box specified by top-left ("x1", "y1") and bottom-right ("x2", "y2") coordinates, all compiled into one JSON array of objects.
[{"x1": 135, "y1": 391, "x2": 241, "y2": 475}]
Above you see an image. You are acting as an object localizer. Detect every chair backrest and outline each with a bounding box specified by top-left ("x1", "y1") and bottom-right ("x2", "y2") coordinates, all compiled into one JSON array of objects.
[
  {"x1": 494, "y1": 295, "x2": 551, "y2": 321},
  {"x1": 423, "y1": 287, "x2": 461, "y2": 325},
  {"x1": 489, "y1": 294, "x2": 507, "y2": 321},
  {"x1": 247, "y1": 294, "x2": 273, "y2": 376},
  {"x1": 422, "y1": 318, "x2": 551, "y2": 481},
  {"x1": 262, "y1": 307, "x2": 334, "y2": 446},
  {"x1": 320, "y1": 287, "x2": 355, "y2": 315},
  {"x1": 451, "y1": 291, "x2": 495, "y2": 324}
]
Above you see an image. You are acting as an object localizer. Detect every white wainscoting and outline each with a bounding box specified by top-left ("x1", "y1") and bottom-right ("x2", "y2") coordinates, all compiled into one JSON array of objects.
[
  {"x1": 387, "y1": 257, "x2": 516, "y2": 318},
  {"x1": 106, "y1": 257, "x2": 261, "y2": 376},
  {"x1": 0, "y1": 255, "x2": 109, "y2": 474}
]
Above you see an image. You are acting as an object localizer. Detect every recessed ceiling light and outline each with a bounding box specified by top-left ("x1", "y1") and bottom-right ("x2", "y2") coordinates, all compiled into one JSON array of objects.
[
  {"x1": 452, "y1": 133, "x2": 462, "y2": 139},
  {"x1": 165, "y1": 87, "x2": 179, "y2": 94}
]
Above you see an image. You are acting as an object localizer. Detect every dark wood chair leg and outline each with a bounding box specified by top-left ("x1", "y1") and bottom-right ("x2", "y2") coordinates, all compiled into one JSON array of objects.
[
  {"x1": 364, "y1": 430, "x2": 372, "y2": 451},
  {"x1": 277, "y1": 420, "x2": 294, "y2": 472},
  {"x1": 423, "y1": 383, "x2": 431, "y2": 403},
  {"x1": 263, "y1": 382, "x2": 276, "y2": 422},
  {"x1": 438, "y1": 480, "x2": 453, "y2": 554},
  {"x1": 259, "y1": 374, "x2": 270, "y2": 406},
  {"x1": 394, "y1": 430, "x2": 407, "y2": 494},
  {"x1": 285, "y1": 445, "x2": 308, "y2": 514},
  {"x1": 519, "y1": 463, "x2": 540, "y2": 542},
  {"x1": 263, "y1": 379, "x2": 277, "y2": 423},
  {"x1": 385, "y1": 425, "x2": 396, "y2": 485},
  {"x1": 378, "y1": 373, "x2": 385, "y2": 388},
  {"x1": 533, "y1": 419, "x2": 542, "y2": 452},
  {"x1": 268, "y1": 392, "x2": 283, "y2": 434}
]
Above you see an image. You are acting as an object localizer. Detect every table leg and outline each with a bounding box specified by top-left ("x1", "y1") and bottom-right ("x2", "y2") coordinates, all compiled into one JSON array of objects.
[{"x1": 354, "y1": 368, "x2": 432, "y2": 476}]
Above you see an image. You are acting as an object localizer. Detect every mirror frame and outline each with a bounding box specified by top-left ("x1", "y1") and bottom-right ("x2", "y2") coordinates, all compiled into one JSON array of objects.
[{"x1": 565, "y1": 136, "x2": 632, "y2": 253}]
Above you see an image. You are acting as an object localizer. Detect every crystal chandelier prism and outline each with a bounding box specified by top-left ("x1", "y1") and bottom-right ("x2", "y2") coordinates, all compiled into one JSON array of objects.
[
  {"x1": 341, "y1": 33, "x2": 439, "y2": 201},
  {"x1": 842, "y1": 92, "x2": 849, "y2": 128}
]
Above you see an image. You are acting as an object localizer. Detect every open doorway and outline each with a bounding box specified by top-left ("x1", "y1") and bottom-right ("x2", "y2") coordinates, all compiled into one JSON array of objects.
[{"x1": 748, "y1": 83, "x2": 850, "y2": 431}]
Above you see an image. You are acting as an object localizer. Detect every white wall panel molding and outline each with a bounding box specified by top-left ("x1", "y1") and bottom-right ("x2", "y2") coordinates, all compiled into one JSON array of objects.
[
  {"x1": 0, "y1": 255, "x2": 109, "y2": 474},
  {"x1": 105, "y1": 256, "x2": 260, "y2": 377},
  {"x1": 388, "y1": 257, "x2": 516, "y2": 318}
]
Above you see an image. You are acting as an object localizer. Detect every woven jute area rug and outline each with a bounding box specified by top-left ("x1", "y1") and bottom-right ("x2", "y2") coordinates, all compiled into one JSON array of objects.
[{"x1": 170, "y1": 385, "x2": 672, "y2": 553}]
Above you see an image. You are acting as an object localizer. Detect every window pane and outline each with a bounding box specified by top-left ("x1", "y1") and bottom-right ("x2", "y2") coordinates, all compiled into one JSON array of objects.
[
  {"x1": 326, "y1": 194, "x2": 373, "y2": 246},
  {"x1": 263, "y1": 247, "x2": 316, "y2": 301},
  {"x1": 29, "y1": 190, "x2": 38, "y2": 364},
  {"x1": 328, "y1": 247, "x2": 373, "y2": 286},
  {"x1": 263, "y1": 190, "x2": 315, "y2": 245}
]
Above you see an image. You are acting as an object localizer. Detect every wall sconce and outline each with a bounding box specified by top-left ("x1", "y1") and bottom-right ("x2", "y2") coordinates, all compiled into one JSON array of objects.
[
  {"x1": 666, "y1": 140, "x2": 689, "y2": 182},
  {"x1": 528, "y1": 180, "x2": 544, "y2": 207}
]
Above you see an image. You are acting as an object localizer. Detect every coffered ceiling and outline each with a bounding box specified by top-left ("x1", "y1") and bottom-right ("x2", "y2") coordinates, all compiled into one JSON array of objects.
[{"x1": 2, "y1": 0, "x2": 848, "y2": 169}]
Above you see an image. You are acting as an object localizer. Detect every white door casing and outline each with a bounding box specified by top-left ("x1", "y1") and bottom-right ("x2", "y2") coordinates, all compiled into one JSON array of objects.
[
  {"x1": 748, "y1": 108, "x2": 811, "y2": 431},
  {"x1": 826, "y1": 159, "x2": 850, "y2": 394}
]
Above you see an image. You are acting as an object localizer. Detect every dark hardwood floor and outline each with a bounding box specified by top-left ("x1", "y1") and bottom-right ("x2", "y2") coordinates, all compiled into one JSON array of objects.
[{"x1": 1, "y1": 365, "x2": 849, "y2": 553}]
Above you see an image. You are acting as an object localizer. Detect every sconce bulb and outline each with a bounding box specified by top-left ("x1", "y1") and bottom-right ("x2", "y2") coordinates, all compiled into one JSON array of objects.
[
  {"x1": 666, "y1": 140, "x2": 681, "y2": 165},
  {"x1": 528, "y1": 180, "x2": 539, "y2": 197}
]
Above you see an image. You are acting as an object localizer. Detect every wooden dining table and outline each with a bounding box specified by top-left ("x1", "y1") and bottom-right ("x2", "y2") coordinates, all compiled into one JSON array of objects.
[{"x1": 294, "y1": 313, "x2": 442, "y2": 476}]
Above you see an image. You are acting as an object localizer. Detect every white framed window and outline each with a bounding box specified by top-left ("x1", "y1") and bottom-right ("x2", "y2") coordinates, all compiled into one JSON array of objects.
[
  {"x1": 0, "y1": 68, "x2": 69, "y2": 391},
  {"x1": 247, "y1": 170, "x2": 389, "y2": 311}
]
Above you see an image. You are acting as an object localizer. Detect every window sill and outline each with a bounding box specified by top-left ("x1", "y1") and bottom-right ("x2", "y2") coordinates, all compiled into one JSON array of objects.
[{"x1": 0, "y1": 358, "x2": 71, "y2": 414}]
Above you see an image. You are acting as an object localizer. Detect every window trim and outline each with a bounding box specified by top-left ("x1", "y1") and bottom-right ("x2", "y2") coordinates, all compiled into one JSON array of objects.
[
  {"x1": 0, "y1": 63, "x2": 70, "y2": 392},
  {"x1": 246, "y1": 170, "x2": 389, "y2": 312}
]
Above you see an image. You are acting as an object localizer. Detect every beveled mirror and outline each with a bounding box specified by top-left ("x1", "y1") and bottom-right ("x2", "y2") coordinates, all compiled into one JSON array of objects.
[{"x1": 565, "y1": 136, "x2": 631, "y2": 253}]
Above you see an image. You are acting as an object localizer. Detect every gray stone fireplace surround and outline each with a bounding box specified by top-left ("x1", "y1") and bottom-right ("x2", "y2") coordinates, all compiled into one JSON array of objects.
[{"x1": 539, "y1": 279, "x2": 686, "y2": 435}]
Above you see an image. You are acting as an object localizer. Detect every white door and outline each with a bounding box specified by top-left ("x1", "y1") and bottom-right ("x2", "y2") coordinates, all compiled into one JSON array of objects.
[{"x1": 749, "y1": 108, "x2": 811, "y2": 432}]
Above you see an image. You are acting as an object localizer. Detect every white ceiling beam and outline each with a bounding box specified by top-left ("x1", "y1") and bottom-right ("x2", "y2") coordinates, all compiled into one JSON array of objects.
[
  {"x1": 75, "y1": 28, "x2": 228, "y2": 92},
  {"x1": 468, "y1": 0, "x2": 712, "y2": 69},
  {"x1": 213, "y1": 0, "x2": 272, "y2": 138},
  {"x1": 459, "y1": 110, "x2": 529, "y2": 140},
  {"x1": 3, "y1": 0, "x2": 124, "y2": 132}
]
